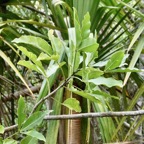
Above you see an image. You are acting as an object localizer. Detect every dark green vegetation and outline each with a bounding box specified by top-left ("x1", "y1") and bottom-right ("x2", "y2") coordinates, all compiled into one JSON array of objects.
[{"x1": 0, "y1": 0, "x2": 144, "y2": 143}]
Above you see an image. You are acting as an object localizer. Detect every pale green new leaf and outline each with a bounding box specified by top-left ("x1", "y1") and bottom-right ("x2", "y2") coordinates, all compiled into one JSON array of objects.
[
  {"x1": 74, "y1": 51, "x2": 81, "y2": 71},
  {"x1": 16, "y1": 46, "x2": 44, "y2": 71},
  {"x1": 89, "y1": 77, "x2": 123, "y2": 88},
  {"x1": 37, "y1": 53, "x2": 59, "y2": 61},
  {"x1": 18, "y1": 60, "x2": 46, "y2": 76},
  {"x1": 105, "y1": 50, "x2": 125, "y2": 71},
  {"x1": 20, "y1": 136, "x2": 38, "y2": 144},
  {"x1": 46, "y1": 62, "x2": 65, "y2": 77},
  {"x1": 68, "y1": 28, "x2": 77, "y2": 47},
  {"x1": 18, "y1": 96, "x2": 26, "y2": 129},
  {"x1": 12, "y1": 35, "x2": 52, "y2": 55},
  {"x1": 88, "y1": 68, "x2": 104, "y2": 79},
  {"x1": 93, "y1": 61, "x2": 108, "y2": 67},
  {"x1": 81, "y1": 13, "x2": 91, "y2": 39},
  {"x1": 74, "y1": 8, "x2": 82, "y2": 47},
  {"x1": 22, "y1": 130, "x2": 46, "y2": 142},
  {"x1": 63, "y1": 98, "x2": 81, "y2": 112},
  {"x1": 0, "y1": 125, "x2": 4, "y2": 134},
  {"x1": 21, "y1": 111, "x2": 49, "y2": 131},
  {"x1": 48, "y1": 30, "x2": 64, "y2": 55},
  {"x1": 77, "y1": 67, "x2": 104, "y2": 79},
  {"x1": 78, "y1": 37, "x2": 99, "y2": 52},
  {"x1": 3, "y1": 139, "x2": 18, "y2": 144}
]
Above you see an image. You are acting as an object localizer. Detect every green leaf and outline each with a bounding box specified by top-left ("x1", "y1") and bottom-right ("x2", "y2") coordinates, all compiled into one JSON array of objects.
[
  {"x1": 63, "y1": 98, "x2": 81, "y2": 112},
  {"x1": 18, "y1": 96, "x2": 26, "y2": 129},
  {"x1": 18, "y1": 60, "x2": 45, "y2": 76},
  {"x1": 88, "y1": 68, "x2": 104, "y2": 79},
  {"x1": 22, "y1": 130, "x2": 46, "y2": 142},
  {"x1": 69, "y1": 87, "x2": 101, "y2": 103},
  {"x1": 48, "y1": 30, "x2": 64, "y2": 55},
  {"x1": 106, "y1": 68, "x2": 142, "y2": 73},
  {"x1": 37, "y1": 53, "x2": 59, "y2": 61},
  {"x1": 127, "y1": 23, "x2": 144, "y2": 52},
  {"x1": 74, "y1": 51, "x2": 81, "y2": 71},
  {"x1": 46, "y1": 62, "x2": 65, "y2": 77},
  {"x1": 93, "y1": 61, "x2": 108, "y2": 67},
  {"x1": 0, "y1": 138, "x2": 2, "y2": 144},
  {"x1": 3, "y1": 139, "x2": 17, "y2": 144},
  {"x1": 12, "y1": 36, "x2": 52, "y2": 55},
  {"x1": 20, "y1": 136, "x2": 38, "y2": 144},
  {"x1": 46, "y1": 87, "x2": 63, "y2": 143},
  {"x1": 81, "y1": 13, "x2": 91, "y2": 39},
  {"x1": 74, "y1": 8, "x2": 82, "y2": 47},
  {"x1": 21, "y1": 111, "x2": 49, "y2": 131},
  {"x1": 124, "y1": 36, "x2": 144, "y2": 85},
  {"x1": 68, "y1": 28, "x2": 77, "y2": 47},
  {"x1": 16, "y1": 46, "x2": 45, "y2": 71},
  {"x1": 93, "y1": 90, "x2": 119, "y2": 100},
  {"x1": 0, "y1": 125, "x2": 4, "y2": 134},
  {"x1": 89, "y1": 77, "x2": 123, "y2": 88},
  {"x1": 85, "y1": 52, "x2": 98, "y2": 66},
  {"x1": 105, "y1": 50, "x2": 125, "y2": 71},
  {"x1": 78, "y1": 37, "x2": 99, "y2": 52},
  {"x1": 77, "y1": 68, "x2": 104, "y2": 79}
]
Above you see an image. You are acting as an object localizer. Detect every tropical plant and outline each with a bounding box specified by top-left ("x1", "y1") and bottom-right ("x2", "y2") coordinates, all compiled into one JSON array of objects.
[{"x1": 0, "y1": 0, "x2": 144, "y2": 144}]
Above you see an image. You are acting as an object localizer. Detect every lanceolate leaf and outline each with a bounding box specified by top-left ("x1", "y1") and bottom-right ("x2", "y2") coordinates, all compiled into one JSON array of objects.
[
  {"x1": 69, "y1": 87, "x2": 101, "y2": 103},
  {"x1": 3, "y1": 139, "x2": 18, "y2": 144},
  {"x1": 124, "y1": 36, "x2": 144, "y2": 85},
  {"x1": 37, "y1": 53, "x2": 59, "y2": 61},
  {"x1": 74, "y1": 8, "x2": 82, "y2": 47},
  {"x1": 46, "y1": 87, "x2": 64, "y2": 144},
  {"x1": 12, "y1": 35, "x2": 52, "y2": 55},
  {"x1": 21, "y1": 136, "x2": 38, "y2": 144},
  {"x1": 21, "y1": 111, "x2": 49, "y2": 131},
  {"x1": 93, "y1": 90, "x2": 119, "y2": 100},
  {"x1": 46, "y1": 62, "x2": 65, "y2": 77},
  {"x1": 18, "y1": 60, "x2": 45, "y2": 76},
  {"x1": 48, "y1": 30, "x2": 65, "y2": 55},
  {"x1": 105, "y1": 50, "x2": 125, "y2": 71},
  {"x1": 16, "y1": 46, "x2": 44, "y2": 71},
  {"x1": 89, "y1": 77, "x2": 123, "y2": 88},
  {"x1": 78, "y1": 37, "x2": 99, "y2": 52},
  {"x1": 18, "y1": 96, "x2": 26, "y2": 129},
  {"x1": 22, "y1": 130, "x2": 46, "y2": 142},
  {"x1": 106, "y1": 68, "x2": 142, "y2": 73},
  {"x1": 127, "y1": 22, "x2": 144, "y2": 52},
  {"x1": 77, "y1": 67, "x2": 104, "y2": 79},
  {"x1": 63, "y1": 98, "x2": 81, "y2": 112},
  {"x1": 81, "y1": 13, "x2": 91, "y2": 39}
]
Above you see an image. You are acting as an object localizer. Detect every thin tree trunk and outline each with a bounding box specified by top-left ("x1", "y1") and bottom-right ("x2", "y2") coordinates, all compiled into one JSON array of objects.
[{"x1": 64, "y1": 90, "x2": 81, "y2": 144}]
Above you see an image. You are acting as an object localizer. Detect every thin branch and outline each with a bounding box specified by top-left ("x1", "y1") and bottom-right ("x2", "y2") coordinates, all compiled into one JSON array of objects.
[
  {"x1": 2, "y1": 85, "x2": 41, "y2": 102},
  {"x1": 44, "y1": 110, "x2": 144, "y2": 120},
  {"x1": 4, "y1": 124, "x2": 17, "y2": 133},
  {"x1": 4, "y1": 110, "x2": 144, "y2": 132},
  {"x1": 31, "y1": 75, "x2": 73, "y2": 114}
]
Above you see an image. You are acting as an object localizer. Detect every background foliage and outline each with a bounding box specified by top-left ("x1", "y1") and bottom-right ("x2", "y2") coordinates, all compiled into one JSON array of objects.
[{"x1": 0, "y1": 0, "x2": 144, "y2": 143}]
